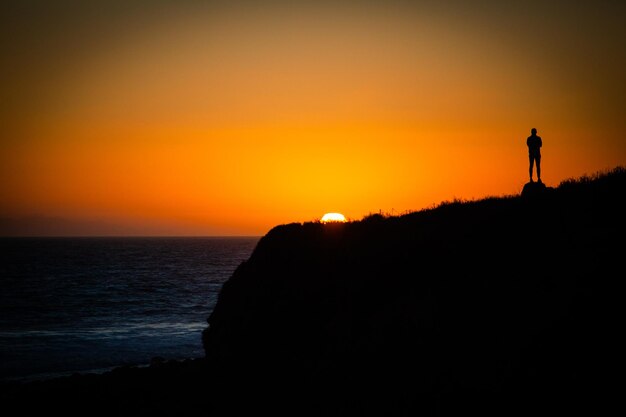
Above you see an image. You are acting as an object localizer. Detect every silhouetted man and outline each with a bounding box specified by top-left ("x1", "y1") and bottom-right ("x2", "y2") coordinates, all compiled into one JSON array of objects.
[{"x1": 527, "y1": 128, "x2": 542, "y2": 182}]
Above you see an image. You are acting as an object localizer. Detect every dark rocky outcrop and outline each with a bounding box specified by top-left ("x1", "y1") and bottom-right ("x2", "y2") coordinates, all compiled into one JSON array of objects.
[
  {"x1": 203, "y1": 167, "x2": 625, "y2": 415},
  {"x1": 521, "y1": 180, "x2": 553, "y2": 197}
]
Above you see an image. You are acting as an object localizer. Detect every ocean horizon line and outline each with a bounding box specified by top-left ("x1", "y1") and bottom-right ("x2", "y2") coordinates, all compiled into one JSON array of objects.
[{"x1": 0, "y1": 235, "x2": 263, "y2": 239}]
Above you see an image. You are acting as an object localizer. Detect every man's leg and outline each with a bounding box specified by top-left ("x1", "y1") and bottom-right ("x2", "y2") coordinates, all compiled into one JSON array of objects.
[
  {"x1": 529, "y1": 156, "x2": 534, "y2": 181},
  {"x1": 536, "y1": 156, "x2": 541, "y2": 182}
]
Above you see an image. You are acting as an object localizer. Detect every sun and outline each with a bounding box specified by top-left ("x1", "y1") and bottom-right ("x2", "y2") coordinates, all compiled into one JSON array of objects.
[{"x1": 321, "y1": 213, "x2": 346, "y2": 223}]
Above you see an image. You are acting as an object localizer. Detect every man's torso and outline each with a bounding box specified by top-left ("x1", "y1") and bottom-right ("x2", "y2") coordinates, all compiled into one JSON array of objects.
[{"x1": 527, "y1": 136, "x2": 542, "y2": 156}]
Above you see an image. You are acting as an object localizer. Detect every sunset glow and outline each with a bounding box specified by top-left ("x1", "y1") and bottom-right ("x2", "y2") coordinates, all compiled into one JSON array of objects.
[{"x1": 1, "y1": 1, "x2": 624, "y2": 236}]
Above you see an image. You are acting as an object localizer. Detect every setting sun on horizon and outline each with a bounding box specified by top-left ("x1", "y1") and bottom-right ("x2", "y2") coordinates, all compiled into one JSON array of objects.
[
  {"x1": 1, "y1": 1, "x2": 625, "y2": 236},
  {"x1": 321, "y1": 213, "x2": 347, "y2": 223}
]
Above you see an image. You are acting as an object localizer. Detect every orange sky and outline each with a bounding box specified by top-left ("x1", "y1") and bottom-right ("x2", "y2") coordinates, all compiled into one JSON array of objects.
[{"x1": 1, "y1": 1, "x2": 625, "y2": 235}]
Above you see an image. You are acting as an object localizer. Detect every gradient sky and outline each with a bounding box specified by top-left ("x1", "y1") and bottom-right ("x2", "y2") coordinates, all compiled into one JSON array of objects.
[{"x1": 1, "y1": 0, "x2": 625, "y2": 236}]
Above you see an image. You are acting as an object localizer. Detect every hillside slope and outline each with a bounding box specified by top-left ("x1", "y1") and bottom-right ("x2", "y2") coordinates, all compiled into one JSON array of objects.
[{"x1": 204, "y1": 168, "x2": 625, "y2": 415}]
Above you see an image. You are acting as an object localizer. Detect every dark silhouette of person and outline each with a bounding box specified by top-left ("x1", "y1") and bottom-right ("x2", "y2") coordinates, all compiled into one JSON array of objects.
[{"x1": 527, "y1": 128, "x2": 542, "y2": 182}]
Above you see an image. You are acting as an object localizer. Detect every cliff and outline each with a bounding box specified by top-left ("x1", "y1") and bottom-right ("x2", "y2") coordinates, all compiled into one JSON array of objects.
[{"x1": 203, "y1": 167, "x2": 624, "y2": 415}]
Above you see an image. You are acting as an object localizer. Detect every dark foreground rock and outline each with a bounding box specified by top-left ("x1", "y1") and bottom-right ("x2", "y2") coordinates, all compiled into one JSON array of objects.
[
  {"x1": 521, "y1": 180, "x2": 553, "y2": 197},
  {"x1": 2, "y1": 168, "x2": 624, "y2": 416}
]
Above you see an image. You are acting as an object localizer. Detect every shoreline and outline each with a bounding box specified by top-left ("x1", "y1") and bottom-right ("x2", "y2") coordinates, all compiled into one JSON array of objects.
[
  {"x1": 1, "y1": 355, "x2": 204, "y2": 385},
  {"x1": 1, "y1": 357, "x2": 213, "y2": 415}
]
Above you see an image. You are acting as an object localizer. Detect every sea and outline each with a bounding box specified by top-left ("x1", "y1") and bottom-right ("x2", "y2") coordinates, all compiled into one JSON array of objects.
[{"x1": 0, "y1": 237, "x2": 259, "y2": 382}]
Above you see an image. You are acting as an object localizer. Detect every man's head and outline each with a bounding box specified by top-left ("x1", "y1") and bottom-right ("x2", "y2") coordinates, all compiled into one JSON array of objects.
[{"x1": 531, "y1": 128, "x2": 537, "y2": 135}]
